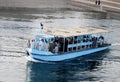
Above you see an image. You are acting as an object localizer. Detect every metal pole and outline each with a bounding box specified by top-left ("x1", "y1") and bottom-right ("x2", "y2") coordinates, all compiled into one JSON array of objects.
[
  {"x1": 72, "y1": 36, "x2": 74, "y2": 51},
  {"x1": 63, "y1": 37, "x2": 65, "y2": 53},
  {"x1": 76, "y1": 36, "x2": 78, "y2": 51}
]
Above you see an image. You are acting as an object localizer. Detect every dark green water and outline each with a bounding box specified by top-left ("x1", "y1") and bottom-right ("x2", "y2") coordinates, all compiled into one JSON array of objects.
[{"x1": 0, "y1": 10, "x2": 120, "y2": 82}]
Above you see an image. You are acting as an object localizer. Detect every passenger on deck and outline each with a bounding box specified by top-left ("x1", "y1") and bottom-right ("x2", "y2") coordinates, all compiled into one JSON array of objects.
[
  {"x1": 45, "y1": 41, "x2": 49, "y2": 51},
  {"x1": 54, "y1": 36, "x2": 59, "y2": 43},
  {"x1": 39, "y1": 39, "x2": 44, "y2": 51},
  {"x1": 49, "y1": 42, "x2": 55, "y2": 52},
  {"x1": 59, "y1": 38, "x2": 64, "y2": 52},
  {"x1": 92, "y1": 37, "x2": 97, "y2": 48},
  {"x1": 53, "y1": 44, "x2": 59, "y2": 54},
  {"x1": 99, "y1": 35, "x2": 104, "y2": 40},
  {"x1": 30, "y1": 39, "x2": 35, "y2": 49},
  {"x1": 98, "y1": 35, "x2": 104, "y2": 46},
  {"x1": 74, "y1": 36, "x2": 77, "y2": 44}
]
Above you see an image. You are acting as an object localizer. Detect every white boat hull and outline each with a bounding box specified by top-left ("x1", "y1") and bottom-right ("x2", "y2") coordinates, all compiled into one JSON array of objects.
[{"x1": 26, "y1": 46, "x2": 110, "y2": 62}]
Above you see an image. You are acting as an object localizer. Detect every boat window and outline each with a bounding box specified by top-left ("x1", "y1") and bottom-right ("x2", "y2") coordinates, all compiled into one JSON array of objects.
[
  {"x1": 74, "y1": 36, "x2": 78, "y2": 44},
  {"x1": 82, "y1": 46, "x2": 85, "y2": 49},
  {"x1": 77, "y1": 36, "x2": 81, "y2": 43},
  {"x1": 83, "y1": 35, "x2": 87, "y2": 38},
  {"x1": 68, "y1": 37, "x2": 72, "y2": 44}
]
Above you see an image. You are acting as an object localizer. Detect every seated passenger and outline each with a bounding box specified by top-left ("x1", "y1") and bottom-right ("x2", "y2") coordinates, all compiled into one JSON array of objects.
[
  {"x1": 53, "y1": 44, "x2": 59, "y2": 54},
  {"x1": 74, "y1": 36, "x2": 77, "y2": 43},
  {"x1": 54, "y1": 36, "x2": 59, "y2": 43},
  {"x1": 49, "y1": 42, "x2": 55, "y2": 52}
]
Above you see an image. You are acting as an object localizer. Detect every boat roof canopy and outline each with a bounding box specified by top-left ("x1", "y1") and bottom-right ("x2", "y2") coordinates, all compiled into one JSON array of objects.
[{"x1": 43, "y1": 27, "x2": 109, "y2": 37}]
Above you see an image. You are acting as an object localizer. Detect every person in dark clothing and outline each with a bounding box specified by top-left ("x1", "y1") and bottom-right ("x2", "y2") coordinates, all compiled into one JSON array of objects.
[
  {"x1": 95, "y1": 0, "x2": 98, "y2": 5},
  {"x1": 95, "y1": 0, "x2": 101, "y2": 5},
  {"x1": 54, "y1": 36, "x2": 59, "y2": 43},
  {"x1": 59, "y1": 38, "x2": 64, "y2": 52},
  {"x1": 98, "y1": 0, "x2": 101, "y2": 5},
  {"x1": 92, "y1": 37, "x2": 97, "y2": 48},
  {"x1": 49, "y1": 42, "x2": 55, "y2": 52}
]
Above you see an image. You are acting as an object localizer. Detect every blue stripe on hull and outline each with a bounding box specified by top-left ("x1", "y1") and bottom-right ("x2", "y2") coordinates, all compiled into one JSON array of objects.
[{"x1": 28, "y1": 46, "x2": 109, "y2": 62}]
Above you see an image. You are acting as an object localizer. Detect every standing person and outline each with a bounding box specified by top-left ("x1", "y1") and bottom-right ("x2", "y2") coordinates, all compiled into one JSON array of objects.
[
  {"x1": 39, "y1": 39, "x2": 44, "y2": 51},
  {"x1": 54, "y1": 36, "x2": 59, "y2": 43},
  {"x1": 53, "y1": 44, "x2": 59, "y2": 54},
  {"x1": 30, "y1": 39, "x2": 35, "y2": 49},
  {"x1": 45, "y1": 41, "x2": 49, "y2": 51},
  {"x1": 95, "y1": 0, "x2": 98, "y2": 5},
  {"x1": 98, "y1": 0, "x2": 101, "y2": 5},
  {"x1": 95, "y1": 0, "x2": 100, "y2": 5}
]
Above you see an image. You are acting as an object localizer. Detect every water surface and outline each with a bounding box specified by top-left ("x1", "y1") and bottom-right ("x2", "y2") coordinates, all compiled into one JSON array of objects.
[{"x1": 0, "y1": 10, "x2": 120, "y2": 82}]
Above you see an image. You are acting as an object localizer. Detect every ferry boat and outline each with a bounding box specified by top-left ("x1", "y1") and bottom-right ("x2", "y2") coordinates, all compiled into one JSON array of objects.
[{"x1": 26, "y1": 27, "x2": 111, "y2": 62}]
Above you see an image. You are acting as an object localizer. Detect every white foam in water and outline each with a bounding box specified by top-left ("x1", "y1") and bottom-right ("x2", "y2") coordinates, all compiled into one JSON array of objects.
[
  {"x1": 25, "y1": 56, "x2": 47, "y2": 63},
  {"x1": 112, "y1": 43, "x2": 120, "y2": 46},
  {"x1": 25, "y1": 56, "x2": 38, "y2": 62}
]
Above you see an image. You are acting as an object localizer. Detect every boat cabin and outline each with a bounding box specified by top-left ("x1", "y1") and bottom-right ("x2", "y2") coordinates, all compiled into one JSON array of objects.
[{"x1": 28, "y1": 27, "x2": 110, "y2": 54}]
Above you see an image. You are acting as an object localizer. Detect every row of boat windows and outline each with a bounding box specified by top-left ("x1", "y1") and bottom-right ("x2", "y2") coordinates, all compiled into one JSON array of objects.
[
  {"x1": 37, "y1": 35, "x2": 104, "y2": 44},
  {"x1": 35, "y1": 35, "x2": 94, "y2": 43},
  {"x1": 53, "y1": 35, "x2": 104, "y2": 45},
  {"x1": 52, "y1": 35, "x2": 105, "y2": 53}
]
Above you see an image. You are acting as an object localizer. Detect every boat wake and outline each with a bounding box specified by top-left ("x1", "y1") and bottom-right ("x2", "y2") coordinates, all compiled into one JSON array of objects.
[
  {"x1": 25, "y1": 56, "x2": 47, "y2": 63},
  {"x1": 0, "y1": 54, "x2": 22, "y2": 57},
  {"x1": 111, "y1": 43, "x2": 120, "y2": 46},
  {"x1": 0, "y1": 49, "x2": 25, "y2": 54},
  {"x1": 25, "y1": 56, "x2": 60, "y2": 64}
]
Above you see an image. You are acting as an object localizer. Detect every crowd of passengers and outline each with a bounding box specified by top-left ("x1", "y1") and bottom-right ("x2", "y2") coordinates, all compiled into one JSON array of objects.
[{"x1": 28, "y1": 35, "x2": 105, "y2": 54}]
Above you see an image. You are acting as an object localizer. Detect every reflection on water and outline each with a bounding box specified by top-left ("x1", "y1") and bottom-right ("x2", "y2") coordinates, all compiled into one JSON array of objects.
[
  {"x1": 26, "y1": 61, "x2": 101, "y2": 82},
  {"x1": 0, "y1": 10, "x2": 120, "y2": 82},
  {"x1": 26, "y1": 50, "x2": 109, "y2": 82}
]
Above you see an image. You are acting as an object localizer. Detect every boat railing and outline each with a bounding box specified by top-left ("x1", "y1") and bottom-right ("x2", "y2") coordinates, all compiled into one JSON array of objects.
[{"x1": 28, "y1": 32, "x2": 111, "y2": 55}]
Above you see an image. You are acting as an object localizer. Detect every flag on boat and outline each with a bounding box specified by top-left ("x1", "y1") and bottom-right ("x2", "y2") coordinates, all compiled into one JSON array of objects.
[{"x1": 40, "y1": 23, "x2": 43, "y2": 29}]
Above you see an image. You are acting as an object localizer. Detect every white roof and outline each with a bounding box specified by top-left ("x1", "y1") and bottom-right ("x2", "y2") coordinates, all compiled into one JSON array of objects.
[
  {"x1": 43, "y1": 27, "x2": 109, "y2": 37},
  {"x1": 36, "y1": 34, "x2": 54, "y2": 38}
]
